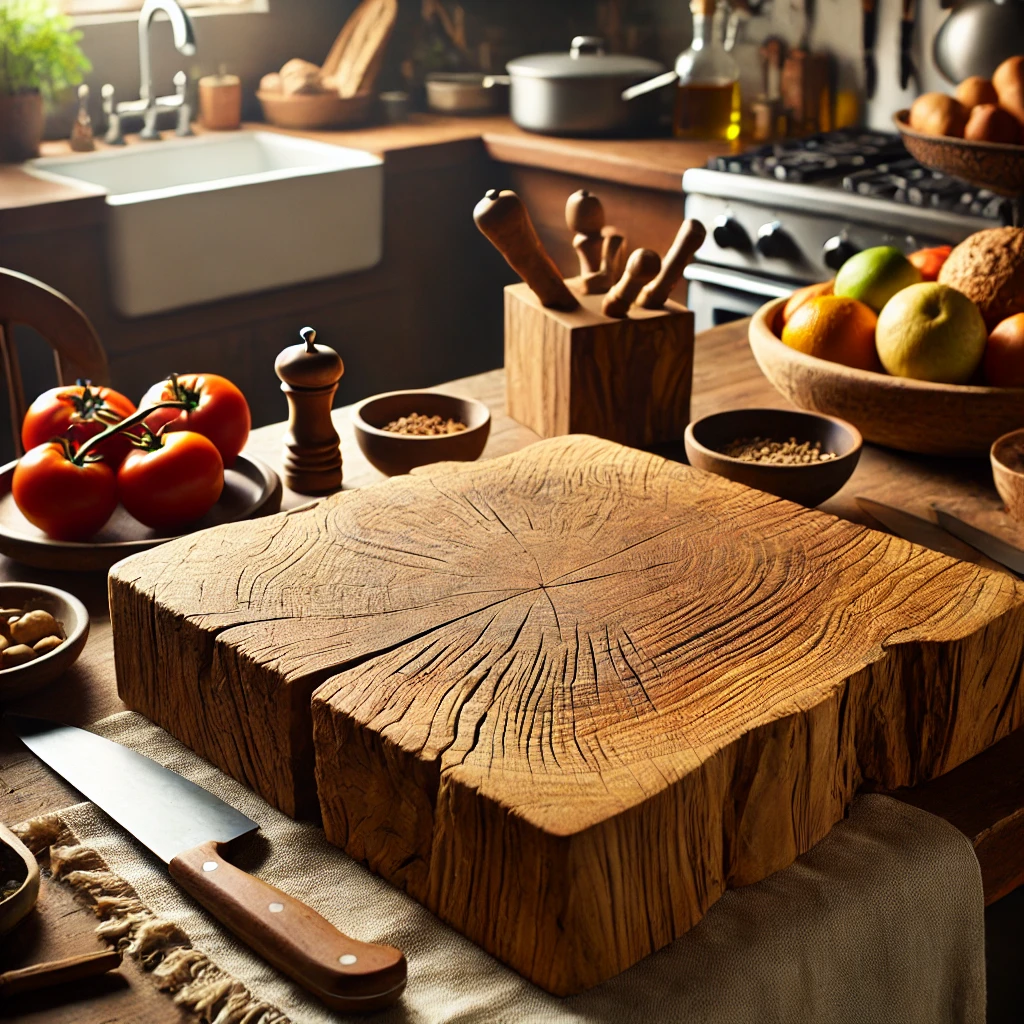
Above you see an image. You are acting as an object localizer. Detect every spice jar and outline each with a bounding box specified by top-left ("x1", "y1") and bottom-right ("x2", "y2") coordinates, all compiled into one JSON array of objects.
[{"x1": 274, "y1": 327, "x2": 344, "y2": 495}]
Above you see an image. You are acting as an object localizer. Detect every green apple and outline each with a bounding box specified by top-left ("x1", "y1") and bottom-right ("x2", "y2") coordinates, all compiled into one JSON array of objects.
[
  {"x1": 834, "y1": 245, "x2": 922, "y2": 313},
  {"x1": 875, "y1": 283, "x2": 987, "y2": 384}
]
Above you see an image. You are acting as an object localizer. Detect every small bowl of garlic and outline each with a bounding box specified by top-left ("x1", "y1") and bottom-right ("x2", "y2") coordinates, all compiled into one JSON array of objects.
[{"x1": 0, "y1": 584, "x2": 89, "y2": 701}]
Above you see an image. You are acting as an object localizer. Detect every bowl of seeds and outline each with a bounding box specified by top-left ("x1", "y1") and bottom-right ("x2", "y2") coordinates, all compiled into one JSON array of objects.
[
  {"x1": 352, "y1": 390, "x2": 491, "y2": 477},
  {"x1": 0, "y1": 583, "x2": 90, "y2": 702},
  {"x1": 684, "y1": 408, "x2": 862, "y2": 506}
]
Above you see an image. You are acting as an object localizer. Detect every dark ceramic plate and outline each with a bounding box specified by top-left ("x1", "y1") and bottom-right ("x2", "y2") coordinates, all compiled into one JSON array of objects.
[{"x1": 0, "y1": 453, "x2": 282, "y2": 572}]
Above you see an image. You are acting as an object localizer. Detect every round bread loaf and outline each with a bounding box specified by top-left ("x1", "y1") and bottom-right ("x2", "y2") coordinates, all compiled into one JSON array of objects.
[{"x1": 938, "y1": 227, "x2": 1024, "y2": 329}]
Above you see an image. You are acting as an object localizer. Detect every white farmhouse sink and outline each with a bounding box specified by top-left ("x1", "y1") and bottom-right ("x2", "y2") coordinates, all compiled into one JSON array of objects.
[{"x1": 29, "y1": 132, "x2": 383, "y2": 318}]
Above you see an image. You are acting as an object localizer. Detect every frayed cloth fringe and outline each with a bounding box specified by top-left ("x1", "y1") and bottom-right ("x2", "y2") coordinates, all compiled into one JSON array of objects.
[{"x1": 12, "y1": 813, "x2": 291, "y2": 1024}]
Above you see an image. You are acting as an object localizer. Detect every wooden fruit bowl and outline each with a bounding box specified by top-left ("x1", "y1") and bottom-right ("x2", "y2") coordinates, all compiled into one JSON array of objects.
[
  {"x1": 749, "y1": 297, "x2": 1024, "y2": 457},
  {"x1": 894, "y1": 110, "x2": 1024, "y2": 196},
  {"x1": 257, "y1": 90, "x2": 372, "y2": 130}
]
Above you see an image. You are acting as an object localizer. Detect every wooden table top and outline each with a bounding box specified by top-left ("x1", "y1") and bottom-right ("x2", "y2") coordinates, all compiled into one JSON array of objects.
[{"x1": 1, "y1": 317, "x2": 1022, "y2": 1022}]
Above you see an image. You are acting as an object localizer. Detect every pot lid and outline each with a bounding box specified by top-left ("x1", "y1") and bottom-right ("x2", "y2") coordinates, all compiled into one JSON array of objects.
[{"x1": 507, "y1": 36, "x2": 665, "y2": 80}]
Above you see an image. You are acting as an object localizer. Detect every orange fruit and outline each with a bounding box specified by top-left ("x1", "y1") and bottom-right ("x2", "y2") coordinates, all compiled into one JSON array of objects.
[
  {"x1": 782, "y1": 279, "x2": 834, "y2": 324},
  {"x1": 781, "y1": 295, "x2": 880, "y2": 372},
  {"x1": 984, "y1": 313, "x2": 1024, "y2": 387},
  {"x1": 955, "y1": 76, "x2": 998, "y2": 110}
]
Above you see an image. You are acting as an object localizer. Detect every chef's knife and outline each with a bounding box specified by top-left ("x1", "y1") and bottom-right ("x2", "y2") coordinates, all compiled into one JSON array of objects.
[
  {"x1": 857, "y1": 497, "x2": 988, "y2": 562},
  {"x1": 862, "y1": 0, "x2": 878, "y2": 99},
  {"x1": 565, "y1": 189, "x2": 605, "y2": 277},
  {"x1": 6, "y1": 716, "x2": 407, "y2": 1013},
  {"x1": 933, "y1": 508, "x2": 1024, "y2": 577},
  {"x1": 473, "y1": 189, "x2": 579, "y2": 311}
]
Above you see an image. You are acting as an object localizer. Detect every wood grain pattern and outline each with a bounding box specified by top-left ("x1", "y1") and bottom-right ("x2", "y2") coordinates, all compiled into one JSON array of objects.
[
  {"x1": 504, "y1": 282, "x2": 693, "y2": 446},
  {"x1": 110, "y1": 434, "x2": 1024, "y2": 994},
  {"x1": 750, "y1": 298, "x2": 1024, "y2": 456},
  {"x1": 0, "y1": 950, "x2": 121, "y2": 998}
]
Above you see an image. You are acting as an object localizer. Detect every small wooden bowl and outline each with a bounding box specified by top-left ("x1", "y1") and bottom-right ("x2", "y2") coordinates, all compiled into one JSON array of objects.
[
  {"x1": 0, "y1": 821, "x2": 39, "y2": 938},
  {"x1": 684, "y1": 408, "x2": 862, "y2": 507},
  {"x1": 352, "y1": 391, "x2": 491, "y2": 477},
  {"x1": 257, "y1": 90, "x2": 372, "y2": 130},
  {"x1": 894, "y1": 110, "x2": 1024, "y2": 196},
  {"x1": 992, "y1": 428, "x2": 1024, "y2": 522},
  {"x1": 750, "y1": 298, "x2": 1024, "y2": 457},
  {"x1": 0, "y1": 583, "x2": 89, "y2": 702}
]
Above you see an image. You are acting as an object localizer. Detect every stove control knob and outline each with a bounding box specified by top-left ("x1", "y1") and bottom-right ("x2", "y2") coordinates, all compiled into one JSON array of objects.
[
  {"x1": 755, "y1": 221, "x2": 795, "y2": 260},
  {"x1": 823, "y1": 234, "x2": 859, "y2": 271},
  {"x1": 713, "y1": 214, "x2": 750, "y2": 251}
]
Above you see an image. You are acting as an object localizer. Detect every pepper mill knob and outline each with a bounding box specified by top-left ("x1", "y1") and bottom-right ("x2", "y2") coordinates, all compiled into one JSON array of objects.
[{"x1": 275, "y1": 326, "x2": 344, "y2": 495}]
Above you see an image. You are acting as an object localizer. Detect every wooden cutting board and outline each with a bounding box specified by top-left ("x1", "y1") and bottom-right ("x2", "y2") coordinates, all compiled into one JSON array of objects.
[{"x1": 110, "y1": 436, "x2": 1024, "y2": 994}]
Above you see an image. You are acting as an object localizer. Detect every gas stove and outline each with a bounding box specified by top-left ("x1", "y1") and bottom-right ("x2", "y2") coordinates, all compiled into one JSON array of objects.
[{"x1": 682, "y1": 130, "x2": 1002, "y2": 331}]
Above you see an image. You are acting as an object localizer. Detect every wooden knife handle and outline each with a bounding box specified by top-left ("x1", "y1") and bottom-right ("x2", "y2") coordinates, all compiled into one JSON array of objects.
[
  {"x1": 474, "y1": 190, "x2": 579, "y2": 311},
  {"x1": 0, "y1": 950, "x2": 122, "y2": 998},
  {"x1": 602, "y1": 248, "x2": 662, "y2": 318},
  {"x1": 637, "y1": 218, "x2": 707, "y2": 309},
  {"x1": 581, "y1": 229, "x2": 625, "y2": 295},
  {"x1": 566, "y1": 190, "x2": 605, "y2": 275},
  {"x1": 169, "y1": 842, "x2": 407, "y2": 1013}
]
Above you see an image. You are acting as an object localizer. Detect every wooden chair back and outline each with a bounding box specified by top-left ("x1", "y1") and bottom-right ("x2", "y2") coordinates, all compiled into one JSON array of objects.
[{"x1": 0, "y1": 269, "x2": 109, "y2": 457}]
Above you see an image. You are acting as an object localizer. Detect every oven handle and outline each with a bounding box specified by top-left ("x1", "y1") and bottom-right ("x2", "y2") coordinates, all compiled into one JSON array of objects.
[{"x1": 683, "y1": 263, "x2": 798, "y2": 300}]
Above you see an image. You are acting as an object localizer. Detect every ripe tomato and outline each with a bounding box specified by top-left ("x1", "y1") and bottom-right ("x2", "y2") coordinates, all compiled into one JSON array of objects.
[
  {"x1": 908, "y1": 245, "x2": 953, "y2": 282},
  {"x1": 22, "y1": 383, "x2": 138, "y2": 467},
  {"x1": 12, "y1": 441, "x2": 118, "y2": 541},
  {"x1": 118, "y1": 430, "x2": 224, "y2": 531},
  {"x1": 141, "y1": 374, "x2": 250, "y2": 467}
]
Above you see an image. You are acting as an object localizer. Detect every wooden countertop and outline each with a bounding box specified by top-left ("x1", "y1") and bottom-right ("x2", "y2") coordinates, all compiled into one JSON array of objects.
[{"x1": 0, "y1": 115, "x2": 730, "y2": 239}]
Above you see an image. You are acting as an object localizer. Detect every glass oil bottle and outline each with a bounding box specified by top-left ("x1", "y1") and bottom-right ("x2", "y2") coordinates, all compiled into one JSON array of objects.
[{"x1": 673, "y1": 0, "x2": 741, "y2": 141}]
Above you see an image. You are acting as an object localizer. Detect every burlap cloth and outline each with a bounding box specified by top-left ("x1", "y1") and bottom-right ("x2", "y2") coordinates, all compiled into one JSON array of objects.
[{"x1": 34, "y1": 712, "x2": 986, "y2": 1023}]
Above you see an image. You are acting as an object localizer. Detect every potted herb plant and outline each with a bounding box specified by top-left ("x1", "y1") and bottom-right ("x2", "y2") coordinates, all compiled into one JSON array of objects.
[{"x1": 0, "y1": 2, "x2": 90, "y2": 162}]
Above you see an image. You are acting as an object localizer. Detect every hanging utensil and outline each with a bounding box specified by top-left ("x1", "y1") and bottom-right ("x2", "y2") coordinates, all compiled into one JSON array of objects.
[
  {"x1": 900, "y1": 0, "x2": 918, "y2": 91},
  {"x1": 863, "y1": 0, "x2": 878, "y2": 100}
]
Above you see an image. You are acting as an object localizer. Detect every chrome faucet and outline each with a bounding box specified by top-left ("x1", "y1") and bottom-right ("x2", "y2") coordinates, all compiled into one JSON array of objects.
[{"x1": 111, "y1": 0, "x2": 196, "y2": 141}]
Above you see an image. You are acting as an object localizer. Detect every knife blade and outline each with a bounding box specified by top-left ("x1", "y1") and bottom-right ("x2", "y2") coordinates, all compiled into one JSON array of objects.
[
  {"x1": 856, "y1": 497, "x2": 986, "y2": 562},
  {"x1": 900, "y1": 0, "x2": 918, "y2": 91},
  {"x1": 7, "y1": 716, "x2": 407, "y2": 1012},
  {"x1": 933, "y1": 508, "x2": 1024, "y2": 577}
]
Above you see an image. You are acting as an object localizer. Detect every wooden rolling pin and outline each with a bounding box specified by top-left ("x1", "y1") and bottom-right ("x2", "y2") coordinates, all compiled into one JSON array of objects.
[
  {"x1": 581, "y1": 229, "x2": 625, "y2": 295},
  {"x1": 0, "y1": 950, "x2": 122, "y2": 998},
  {"x1": 602, "y1": 249, "x2": 662, "y2": 318},
  {"x1": 565, "y1": 189, "x2": 605, "y2": 276},
  {"x1": 637, "y1": 219, "x2": 707, "y2": 309},
  {"x1": 474, "y1": 190, "x2": 579, "y2": 312}
]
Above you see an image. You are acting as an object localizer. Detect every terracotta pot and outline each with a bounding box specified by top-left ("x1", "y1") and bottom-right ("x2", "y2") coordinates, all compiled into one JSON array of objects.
[{"x1": 0, "y1": 92, "x2": 45, "y2": 162}]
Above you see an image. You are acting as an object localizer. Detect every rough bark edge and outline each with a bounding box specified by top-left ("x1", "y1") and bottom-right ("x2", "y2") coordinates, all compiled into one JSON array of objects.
[{"x1": 12, "y1": 813, "x2": 290, "y2": 1024}]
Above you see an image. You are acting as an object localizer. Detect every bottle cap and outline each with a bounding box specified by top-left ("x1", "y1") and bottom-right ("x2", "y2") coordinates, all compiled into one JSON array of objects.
[{"x1": 275, "y1": 327, "x2": 344, "y2": 389}]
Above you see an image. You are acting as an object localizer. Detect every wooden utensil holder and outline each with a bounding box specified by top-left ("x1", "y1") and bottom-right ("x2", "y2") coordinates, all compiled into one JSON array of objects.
[{"x1": 504, "y1": 281, "x2": 695, "y2": 447}]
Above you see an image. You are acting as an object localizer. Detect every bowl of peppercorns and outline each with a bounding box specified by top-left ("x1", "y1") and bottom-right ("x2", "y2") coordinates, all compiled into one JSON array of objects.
[
  {"x1": 352, "y1": 390, "x2": 491, "y2": 477},
  {"x1": 684, "y1": 408, "x2": 862, "y2": 507}
]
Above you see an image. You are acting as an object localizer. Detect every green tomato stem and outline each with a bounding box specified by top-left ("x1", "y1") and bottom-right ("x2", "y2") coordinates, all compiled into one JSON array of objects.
[{"x1": 72, "y1": 400, "x2": 187, "y2": 465}]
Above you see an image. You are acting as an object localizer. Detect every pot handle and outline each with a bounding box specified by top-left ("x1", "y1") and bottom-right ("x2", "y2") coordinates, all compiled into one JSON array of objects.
[
  {"x1": 482, "y1": 75, "x2": 512, "y2": 88},
  {"x1": 622, "y1": 70, "x2": 679, "y2": 102},
  {"x1": 571, "y1": 35, "x2": 606, "y2": 58}
]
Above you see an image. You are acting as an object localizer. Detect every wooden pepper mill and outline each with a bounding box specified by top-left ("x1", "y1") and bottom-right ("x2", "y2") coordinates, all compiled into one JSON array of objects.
[{"x1": 275, "y1": 327, "x2": 344, "y2": 495}]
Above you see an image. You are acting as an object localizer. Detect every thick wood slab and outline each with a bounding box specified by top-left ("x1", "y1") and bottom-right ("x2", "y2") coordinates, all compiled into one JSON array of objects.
[{"x1": 110, "y1": 436, "x2": 1024, "y2": 993}]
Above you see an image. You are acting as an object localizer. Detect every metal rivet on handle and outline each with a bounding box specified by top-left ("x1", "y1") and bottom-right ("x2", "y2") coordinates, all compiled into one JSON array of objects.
[
  {"x1": 202, "y1": 861, "x2": 218, "y2": 872},
  {"x1": 339, "y1": 954, "x2": 358, "y2": 966},
  {"x1": 269, "y1": 902, "x2": 284, "y2": 913}
]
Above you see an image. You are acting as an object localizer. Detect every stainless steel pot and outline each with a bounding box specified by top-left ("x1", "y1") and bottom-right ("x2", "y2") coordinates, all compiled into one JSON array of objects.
[
  {"x1": 934, "y1": 0, "x2": 1024, "y2": 82},
  {"x1": 485, "y1": 36, "x2": 666, "y2": 137}
]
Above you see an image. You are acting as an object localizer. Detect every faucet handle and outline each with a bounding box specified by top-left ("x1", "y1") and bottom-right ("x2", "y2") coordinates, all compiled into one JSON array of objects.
[
  {"x1": 101, "y1": 84, "x2": 126, "y2": 146},
  {"x1": 174, "y1": 71, "x2": 194, "y2": 136}
]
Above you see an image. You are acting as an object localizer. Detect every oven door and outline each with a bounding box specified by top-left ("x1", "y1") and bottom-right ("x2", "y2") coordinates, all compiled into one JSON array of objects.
[{"x1": 684, "y1": 264, "x2": 798, "y2": 334}]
